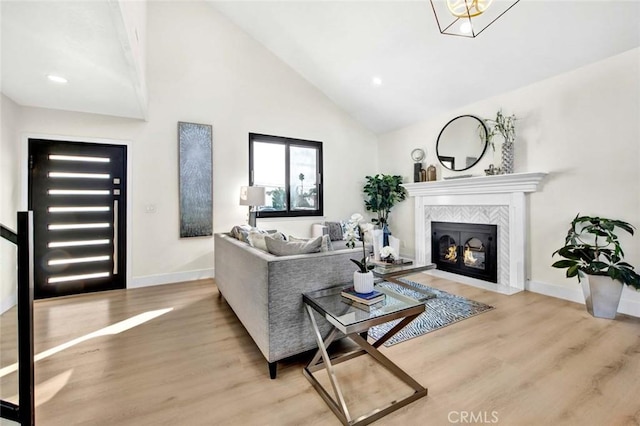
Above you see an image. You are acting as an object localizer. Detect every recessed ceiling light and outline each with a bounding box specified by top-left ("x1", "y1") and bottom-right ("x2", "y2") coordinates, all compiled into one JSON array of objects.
[
  {"x1": 460, "y1": 21, "x2": 473, "y2": 34},
  {"x1": 47, "y1": 75, "x2": 68, "y2": 84},
  {"x1": 372, "y1": 77, "x2": 383, "y2": 86}
]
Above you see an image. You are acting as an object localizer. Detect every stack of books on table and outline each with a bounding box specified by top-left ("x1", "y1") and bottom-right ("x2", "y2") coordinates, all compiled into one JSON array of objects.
[{"x1": 341, "y1": 287, "x2": 385, "y2": 312}]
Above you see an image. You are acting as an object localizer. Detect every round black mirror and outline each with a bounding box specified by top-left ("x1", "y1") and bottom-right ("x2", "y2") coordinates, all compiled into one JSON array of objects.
[{"x1": 436, "y1": 115, "x2": 488, "y2": 172}]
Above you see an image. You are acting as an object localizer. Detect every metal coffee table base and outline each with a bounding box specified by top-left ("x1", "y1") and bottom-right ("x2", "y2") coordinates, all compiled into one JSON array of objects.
[{"x1": 303, "y1": 305, "x2": 428, "y2": 425}]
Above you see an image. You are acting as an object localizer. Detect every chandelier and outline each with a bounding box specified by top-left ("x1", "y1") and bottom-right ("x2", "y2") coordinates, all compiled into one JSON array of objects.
[{"x1": 430, "y1": 0, "x2": 520, "y2": 38}]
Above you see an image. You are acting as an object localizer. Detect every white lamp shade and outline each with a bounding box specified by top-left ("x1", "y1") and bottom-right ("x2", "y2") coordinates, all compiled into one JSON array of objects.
[{"x1": 239, "y1": 186, "x2": 266, "y2": 206}]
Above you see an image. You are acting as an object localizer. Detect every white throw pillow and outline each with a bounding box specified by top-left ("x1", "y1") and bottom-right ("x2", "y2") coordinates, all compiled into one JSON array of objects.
[{"x1": 248, "y1": 230, "x2": 284, "y2": 252}]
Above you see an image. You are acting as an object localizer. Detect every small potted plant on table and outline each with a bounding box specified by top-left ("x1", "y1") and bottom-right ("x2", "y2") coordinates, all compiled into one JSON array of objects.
[
  {"x1": 345, "y1": 213, "x2": 375, "y2": 293},
  {"x1": 552, "y1": 214, "x2": 640, "y2": 318}
]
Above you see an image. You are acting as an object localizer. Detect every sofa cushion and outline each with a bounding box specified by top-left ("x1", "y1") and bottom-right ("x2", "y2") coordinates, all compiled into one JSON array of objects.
[
  {"x1": 289, "y1": 234, "x2": 332, "y2": 252},
  {"x1": 230, "y1": 224, "x2": 253, "y2": 243},
  {"x1": 249, "y1": 230, "x2": 285, "y2": 251},
  {"x1": 340, "y1": 220, "x2": 360, "y2": 240},
  {"x1": 265, "y1": 235, "x2": 323, "y2": 256},
  {"x1": 324, "y1": 221, "x2": 343, "y2": 241}
]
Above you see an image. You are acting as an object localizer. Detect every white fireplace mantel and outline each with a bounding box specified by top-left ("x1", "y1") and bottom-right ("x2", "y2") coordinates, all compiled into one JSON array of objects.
[
  {"x1": 403, "y1": 172, "x2": 547, "y2": 197},
  {"x1": 403, "y1": 172, "x2": 547, "y2": 295}
]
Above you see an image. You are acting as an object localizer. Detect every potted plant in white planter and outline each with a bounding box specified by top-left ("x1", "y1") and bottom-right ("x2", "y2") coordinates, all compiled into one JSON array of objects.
[
  {"x1": 552, "y1": 215, "x2": 640, "y2": 318},
  {"x1": 345, "y1": 213, "x2": 375, "y2": 294}
]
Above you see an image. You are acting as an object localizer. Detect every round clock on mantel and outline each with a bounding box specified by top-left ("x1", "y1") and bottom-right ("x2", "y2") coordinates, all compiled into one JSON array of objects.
[{"x1": 411, "y1": 148, "x2": 425, "y2": 162}]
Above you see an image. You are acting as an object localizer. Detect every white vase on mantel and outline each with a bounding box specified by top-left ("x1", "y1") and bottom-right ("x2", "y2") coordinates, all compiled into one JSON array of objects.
[{"x1": 353, "y1": 271, "x2": 374, "y2": 294}]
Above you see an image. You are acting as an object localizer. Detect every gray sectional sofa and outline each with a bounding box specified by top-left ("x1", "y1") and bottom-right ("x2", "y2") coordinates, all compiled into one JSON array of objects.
[{"x1": 214, "y1": 233, "x2": 359, "y2": 378}]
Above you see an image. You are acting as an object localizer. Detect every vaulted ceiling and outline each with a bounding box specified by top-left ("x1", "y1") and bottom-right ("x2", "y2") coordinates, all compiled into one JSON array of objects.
[
  {"x1": 211, "y1": 1, "x2": 640, "y2": 133},
  {"x1": 1, "y1": 1, "x2": 147, "y2": 120},
  {"x1": 2, "y1": 1, "x2": 639, "y2": 134}
]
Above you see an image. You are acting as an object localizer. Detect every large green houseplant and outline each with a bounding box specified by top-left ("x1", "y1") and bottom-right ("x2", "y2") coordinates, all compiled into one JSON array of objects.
[
  {"x1": 363, "y1": 174, "x2": 407, "y2": 227},
  {"x1": 552, "y1": 214, "x2": 640, "y2": 318},
  {"x1": 363, "y1": 174, "x2": 407, "y2": 246}
]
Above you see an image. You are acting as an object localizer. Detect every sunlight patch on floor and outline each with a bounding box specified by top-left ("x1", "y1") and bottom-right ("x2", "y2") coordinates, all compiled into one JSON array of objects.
[
  {"x1": 0, "y1": 308, "x2": 173, "y2": 378},
  {"x1": 4, "y1": 369, "x2": 74, "y2": 408}
]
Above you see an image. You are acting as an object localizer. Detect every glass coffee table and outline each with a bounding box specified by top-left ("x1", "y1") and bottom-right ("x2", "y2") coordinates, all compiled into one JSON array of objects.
[
  {"x1": 372, "y1": 259, "x2": 436, "y2": 281},
  {"x1": 372, "y1": 260, "x2": 437, "y2": 301},
  {"x1": 302, "y1": 283, "x2": 428, "y2": 426}
]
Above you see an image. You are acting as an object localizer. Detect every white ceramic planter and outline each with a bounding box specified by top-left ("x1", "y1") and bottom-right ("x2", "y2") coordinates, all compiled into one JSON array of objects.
[
  {"x1": 353, "y1": 271, "x2": 374, "y2": 294},
  {"x1": 581, "y1": 275, "x2": 623, "y2": 319}
]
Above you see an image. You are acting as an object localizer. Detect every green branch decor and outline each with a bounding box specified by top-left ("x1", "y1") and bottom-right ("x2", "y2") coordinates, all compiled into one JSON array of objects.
[{"x1": 484, "y1": 109, "x2": 516, "y2": 151}]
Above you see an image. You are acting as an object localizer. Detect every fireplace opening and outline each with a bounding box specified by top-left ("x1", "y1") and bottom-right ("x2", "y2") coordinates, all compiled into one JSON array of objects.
[{"x1": 432, "y1": 222, "x2": 497, "y2": 283}]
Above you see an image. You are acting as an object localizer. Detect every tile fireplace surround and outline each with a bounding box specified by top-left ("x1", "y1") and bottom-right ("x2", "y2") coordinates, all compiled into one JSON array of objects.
[{"x1": 403, "y1": 172, "x2": 547, "y2": 295}]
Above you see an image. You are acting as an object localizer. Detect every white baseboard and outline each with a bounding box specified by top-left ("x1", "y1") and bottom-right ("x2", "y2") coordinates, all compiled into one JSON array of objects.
[
  {"x1": 527, "y1": 279, "x2": 640, "y2": 318},
  {"x1": 525, "y1": 280, "x2": 584, "y2": 304},
  {"x1": 426, "y1": 270, "x2": 522, "y2": 295},
  {"x1": 1, "y1": 270, "x2": 214, "y2": 311},
  {"x1": 1, "y1": 292, "x2": 17, "y2": 315},
  {"x1": 129, "y1": 268, "x2": 214, "y2": 289}
]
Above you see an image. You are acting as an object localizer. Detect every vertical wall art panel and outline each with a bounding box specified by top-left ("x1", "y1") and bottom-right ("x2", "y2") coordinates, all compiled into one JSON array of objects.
[{"x1": 178, "y1": 122, "x2": 213, "y2": 238}]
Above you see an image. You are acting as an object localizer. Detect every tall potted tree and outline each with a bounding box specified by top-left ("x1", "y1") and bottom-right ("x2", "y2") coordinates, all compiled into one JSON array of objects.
[
  {"x1": 552, "y1": 214, "x2": 640, "y2": 318},
  {"x1": 363, "y1": 174, "x2": 407, "y2": 246}
]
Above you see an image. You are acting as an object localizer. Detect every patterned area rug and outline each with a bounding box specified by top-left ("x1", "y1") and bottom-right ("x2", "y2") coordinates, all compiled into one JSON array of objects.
[{"x1": 368, "y1": 279, "x2": 494, "y2": 347}]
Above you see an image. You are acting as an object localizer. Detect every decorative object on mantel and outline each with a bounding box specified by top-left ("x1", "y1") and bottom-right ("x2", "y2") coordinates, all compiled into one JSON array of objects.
[
  {"x1": 552, "y1": 215, "x2": 640, "y2": 319},
  {"x1": 427, "y1": 164, "x2": 437, "y2": 181},
  {"x1": 436, "y1": 115, "x2": 489, "y2": 172},
  {"x1": 178, "y1": 121, "x2": 213, "y2": 238},
  {"x1": 414, "y1": 163, "x2": 423, "y2": 182},
  {"x1": 345, "y1": 213, "x2": 375, "y2": 293},
  {"x1": 484, "y1": 164, "x2": 501, "y2": 176},
  {"x1": 363, "y1": 174, "x2": 407, "y2": 246},
  {"x1": 411, "y1": 148, "x2": 426, "y2": 183},
  {"x1": 485, "y1": 109, "x2": 516, "y2": 174},
  {"x1": 429, "y1": 0, "x2": 521, "y2": 38}
]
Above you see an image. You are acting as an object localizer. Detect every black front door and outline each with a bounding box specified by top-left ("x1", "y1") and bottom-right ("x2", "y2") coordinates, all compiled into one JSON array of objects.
[{"x1": 28, "y1": 139, "x2": 127, "y2": 299}]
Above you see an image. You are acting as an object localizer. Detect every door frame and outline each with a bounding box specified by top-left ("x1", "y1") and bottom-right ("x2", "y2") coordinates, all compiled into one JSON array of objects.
[{"x1": 21, "y1": 133, "x2": 133, "y2": 289}]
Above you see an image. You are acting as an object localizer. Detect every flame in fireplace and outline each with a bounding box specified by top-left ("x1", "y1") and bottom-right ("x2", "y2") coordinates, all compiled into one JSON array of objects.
[
  {"x1": 444, "y1": 245, "x2": 457, "y2": 261},
  {"x1": 464, "y1": 247, "x2": 478, "y2": 265}
]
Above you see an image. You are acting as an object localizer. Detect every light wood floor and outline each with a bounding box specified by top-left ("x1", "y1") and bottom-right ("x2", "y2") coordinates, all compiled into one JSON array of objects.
[{"x1": 2, "y1": 274, "x2": 640, "y2": 425}]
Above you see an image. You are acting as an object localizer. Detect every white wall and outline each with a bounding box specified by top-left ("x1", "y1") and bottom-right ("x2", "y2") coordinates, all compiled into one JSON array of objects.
[
  {"x1": 116, "y1": 0, "x2": 148, "y2": 119},
  {"x1": 378, "y1": 48, "x2": 640, "y2": 314},
  {"x1": 4, "y1": 1, "x2": 377, "y2": 287},
  {"x1": 0, "y1": 95, "x2": 21, "y2": 313}
]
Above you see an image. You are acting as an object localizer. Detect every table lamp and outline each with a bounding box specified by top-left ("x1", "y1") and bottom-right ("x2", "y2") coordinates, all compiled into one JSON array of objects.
[{"x1": 239, "y1": 186, "x2": 266, "y2": 227}]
